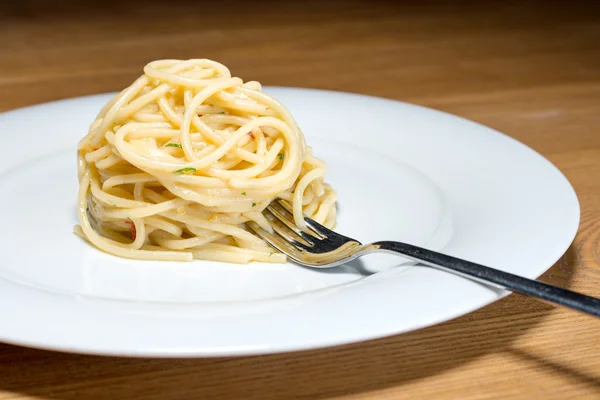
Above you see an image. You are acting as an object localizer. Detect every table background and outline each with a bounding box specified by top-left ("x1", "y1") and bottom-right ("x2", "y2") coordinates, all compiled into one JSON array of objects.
[{"x1": 1, "y1": 0, "x2": 599, "y2": 398}]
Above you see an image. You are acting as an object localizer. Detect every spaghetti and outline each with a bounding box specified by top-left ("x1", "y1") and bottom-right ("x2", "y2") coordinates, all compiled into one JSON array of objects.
[{"x1": 75, "y1": 59, "x2": 336, "y2": 263}]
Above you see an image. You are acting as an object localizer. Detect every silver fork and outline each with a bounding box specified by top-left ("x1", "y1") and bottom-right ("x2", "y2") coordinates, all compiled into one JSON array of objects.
[{"x1": 248, "y1": 200, "x2": 600, "y2": 317}]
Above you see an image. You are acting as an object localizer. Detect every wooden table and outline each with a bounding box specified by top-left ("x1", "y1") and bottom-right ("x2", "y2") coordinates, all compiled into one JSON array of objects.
[{"x1": 1, "y1": 1, "x2": 599, "y2": 398}]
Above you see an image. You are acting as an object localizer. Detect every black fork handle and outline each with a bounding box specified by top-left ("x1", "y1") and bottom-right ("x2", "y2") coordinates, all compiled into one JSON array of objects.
[{"x1": 374, "y1": 241, "x2": 600, "y2": 317}]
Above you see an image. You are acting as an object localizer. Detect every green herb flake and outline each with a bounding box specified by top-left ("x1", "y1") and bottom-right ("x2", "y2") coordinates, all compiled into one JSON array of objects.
[
  {"x1": 165, "y1": 143, "x2": 182, "y2": 148},
  {"x1": 126, "y1": 217, "x2": 131, "y2": 221},
  {"x1": 269, "y1": 252, "x2": 274, "y2": 257},
  {"x1": 252, "y1": 202, "x2": 257, "y2": 207},
  {"x1": 175, "y1": 167, "x2": 197, "y2": 174},
  {"x1": 241, "y1": 192, "x2": 246, "y2": 196},
  {"x1": 278, "y1": 153, "x2": 284, "y2": 160}
]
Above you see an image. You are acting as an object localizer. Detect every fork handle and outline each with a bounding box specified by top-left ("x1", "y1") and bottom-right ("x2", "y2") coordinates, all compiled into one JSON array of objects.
[{"x1": 374, "y1": 241, "x2": 600, "y2": 317}]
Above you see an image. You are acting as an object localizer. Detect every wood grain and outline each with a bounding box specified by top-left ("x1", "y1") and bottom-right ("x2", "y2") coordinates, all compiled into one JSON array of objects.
[{"x1": 0, "y1": 0, "x2": 599, "y2": 398}]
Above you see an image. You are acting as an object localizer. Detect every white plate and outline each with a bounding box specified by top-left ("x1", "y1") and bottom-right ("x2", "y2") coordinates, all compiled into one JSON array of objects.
[{"x1": 0, "y1": 88, "x2": 579, "y2": 357}]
